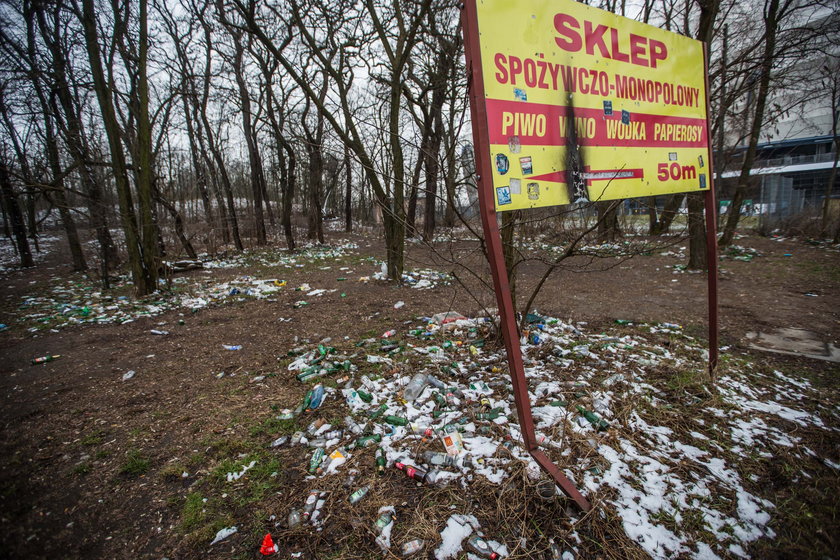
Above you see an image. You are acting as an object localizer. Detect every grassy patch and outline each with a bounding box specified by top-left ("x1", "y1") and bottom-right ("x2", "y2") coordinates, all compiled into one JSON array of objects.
[
  {"x1": 80, "y1": 431, "x2": 106, "y2": 446},
  {"x1": 120, "y1": 449, "x2": 151, "y2": 476},
  {"x1": 248, "y1": 416, "x2": 298, "y2": 438}
]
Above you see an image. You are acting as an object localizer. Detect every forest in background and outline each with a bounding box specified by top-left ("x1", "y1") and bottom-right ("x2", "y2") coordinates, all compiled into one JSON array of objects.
[{"x1": 0, "y1": 0, "x2": 838, "y2": 297}]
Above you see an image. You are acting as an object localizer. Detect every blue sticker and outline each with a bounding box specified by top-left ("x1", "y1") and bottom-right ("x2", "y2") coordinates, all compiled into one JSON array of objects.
[
  {"x1": 699, "y1": 174, "x2": 707, "y2": 188},
  {"x1": 621, "y1": 109, "x2": 630, "y2": 125},
  {"x1": 497, "y1": 186, "x2": 512, "y2": 205},
  {"x1": 514, "y1": 88, "x2": 527, "y2": 102},
  {"x1": 603, "y1": 100, "x2": 613, "y2": 116},
  {"x1": 495, "y1": 153, "x2": 509, "y2": 175}
]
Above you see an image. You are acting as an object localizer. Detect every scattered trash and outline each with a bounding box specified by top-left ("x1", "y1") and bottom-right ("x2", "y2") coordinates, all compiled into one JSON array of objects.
[
  {"x1": 226, "y1": 460, "x2": 256, "y2": 482},
  {"x1": 259, "y1": 533, "x2": 277, "y2": 555},
  {"x1": 401, "y1": 538, "x2": 425, "y2": 556},
  {"x1": 394, "y1": 461, "x2": 440, "y2": 486},
  {"x1": 32, "y1": 354, "x2": 60, "y2": 365},
  {"x1": 150, "y1": 329, "x2": 169, "y2": 335},
  {"x1": 210, "y1": 526, "x2": 237, "y2": 545},
  {"x1": 374, "y1": 506, "x2": 396, "y2": 551},
  {"x1": 467, "y1": 535, "x2": 502, "y2": 559},
  {"x1": 394, "y1": 301, "x2": 405, "y2": 309},
  {"x1": 122, "y1": 370, "x2": 136, "y2": 381},
  {"x1": 223, "y1": 345, "x2": 242, "y2": 351},
  {"x1": 348, "y1": 485, "x2": 370, "y2": 504}
]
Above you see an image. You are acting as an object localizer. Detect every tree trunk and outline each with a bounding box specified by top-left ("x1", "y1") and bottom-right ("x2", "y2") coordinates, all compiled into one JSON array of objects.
[
  {"x1": 306, "y1": 141, "x2": 325, "y2": 243},
  {"x1": 684, "y1": 0, "x2": 720, "y2": 266},
  {"x1": 78, "y1": 0, "x2": 150, "y2": 294},
  {"x1": 0, "y1": 162, "x2": 34, "y2": 267},
  {"x1": 224, "y1": 12, "x2": 266, "y2": 245},
  {"x1": 281, "y1": 139, "x2": 296, "y2": 250},
  {"x1": 720, "y1": 0, "x2": 779, "y2": 246},
  {"x1": 596, "y1": 200, "x2": 621, "y2": 242},
  {"x1": 155, "y1": 184, "x2": 197, "y2": 259},
  {"x1": 686, "y1": 193, "x2": 708, "y2": 269},
  {"x1": 37, "y1": 1, "x2": 118, "y2": 278},
  {"x1": 647, "y1": 196, "x2": 658, "y2": 234},
  {"x1": 344, "y1": 144, "x2": 352, "y2": 232},
  {"x1": 653, "y1": 193, "x2": 685, "y2": 234},
  {"x1": 501, "y1": 211, "x2": 518, "y2": 309},
  {"x1": 136, "y1": 0, "x2": 159, "y2": 288}
]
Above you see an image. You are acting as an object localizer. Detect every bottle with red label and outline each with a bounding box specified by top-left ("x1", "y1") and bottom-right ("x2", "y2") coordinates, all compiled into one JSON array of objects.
[
  {"x1": 467, "y1": 535, "x2": 501, "y2": 559},
  {"x1": 394, "y1": 461, "x2": 440, "y2": 485}
]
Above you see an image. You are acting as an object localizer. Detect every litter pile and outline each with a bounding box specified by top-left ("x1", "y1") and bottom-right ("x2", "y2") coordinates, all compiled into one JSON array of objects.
[
  {"x1": 241, "y1": 313, "x2": 834, "y2": 559},
  {"x1": 4, "y1": 242, "x2": 454, "y2": 334}
]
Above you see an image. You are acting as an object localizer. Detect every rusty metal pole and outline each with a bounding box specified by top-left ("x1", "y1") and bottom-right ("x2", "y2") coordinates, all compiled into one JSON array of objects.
[
  {"x1": 702, "y1": 44, "x2": 720, "y2": 378},
  {"x1": 460, "y1": 0, "x2": 591, "y2": 512}
]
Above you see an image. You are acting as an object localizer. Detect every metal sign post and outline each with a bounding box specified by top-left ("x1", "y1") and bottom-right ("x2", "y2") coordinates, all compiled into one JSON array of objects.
[
  {"x1": 461, "y1": 0, "x2": 720, "y2": 512},
  {"x1": 703, "y1": 46, "x2": 720, "y2": 377},
  {"x1": 461, "y1": 0, "x2": 592, "y2": 513}
]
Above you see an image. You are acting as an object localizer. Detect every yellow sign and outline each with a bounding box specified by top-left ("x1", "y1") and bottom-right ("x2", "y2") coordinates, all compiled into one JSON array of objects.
[{"x1": 474, "y1": 0, "x2": 710, "y2": 211}]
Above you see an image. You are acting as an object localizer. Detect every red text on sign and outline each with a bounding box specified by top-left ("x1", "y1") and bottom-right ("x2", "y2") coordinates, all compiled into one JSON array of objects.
[{"x1": 553, "y1": 14, "x2": 668, "y2": 68}]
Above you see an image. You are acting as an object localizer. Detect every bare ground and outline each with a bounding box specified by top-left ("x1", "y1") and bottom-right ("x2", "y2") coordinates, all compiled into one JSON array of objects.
[{"x1": 0, "y1": 228, "x2": 838, "y2": 560}]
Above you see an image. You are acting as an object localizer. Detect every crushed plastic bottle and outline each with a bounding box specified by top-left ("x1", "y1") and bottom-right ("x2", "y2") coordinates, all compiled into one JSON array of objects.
[
  {"x1": 287, "y1": 508, "x2": 302, "y2": 528},
  {"x1": 422, "y1": 451, "x2": 458, "y2": 468},
  {"x1": 403, "y1": 373, "x2": 429, "y2": 402},
  {"x1": 307, "y1": 384, "x2": 325, "y2": 410},
  {"x1": 400, "y1": 539, "x2": 425, "y2": 556}
]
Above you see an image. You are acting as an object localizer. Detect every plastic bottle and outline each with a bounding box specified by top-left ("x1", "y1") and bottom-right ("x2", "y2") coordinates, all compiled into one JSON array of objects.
[
  {"x1": 307, "y1": 418, "x2": 327, "y2": 434},
  {"x1": 374, "y1": 510, "x2": 394, "y2": 533},
  {"x1": 345, "y1": 416, "x2": 364, "y2": 435},
  {"x1": 475, "y1": 410, "x2": 504, "y2": 421},
  {"x1": 467, "y1": 535, "x2": 500, "y2": 559},
  {"x1": 357, "y1": 390, "x2": 374, "y2": 403},
  {"x1": 348, "y1": 485, "x2": 370, "y2": 504},
  {"x1": 426, "y1": 374, "x2": 445, "y2": 389},
  {"x1": 403, "y1": 373, "x2": 429, "y2": 402},
  {"x1": 288, "y1": 508, "x2": 302, "y2": 528},
  {"x1": 401, "y1": 539, "x2": 425, "y2": 556},
  {"x1": 321, "y1": 429, "x2": 343, "y2": 441},
  {"x1": 302, "y1": 490, "x2": 320, "y2": 519},
  {"x1": 308, "y1": 448, "x2": 325, "y2": 473},
  {"x1": 422, "y1": 451, "x2": 459, "y2": 468}
]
